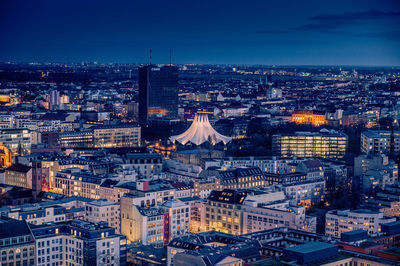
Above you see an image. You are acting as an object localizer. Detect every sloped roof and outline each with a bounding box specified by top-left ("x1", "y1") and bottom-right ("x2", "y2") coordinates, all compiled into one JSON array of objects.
[{"x1": 170, "y1": 113, "x2": 232, "y2": 146}]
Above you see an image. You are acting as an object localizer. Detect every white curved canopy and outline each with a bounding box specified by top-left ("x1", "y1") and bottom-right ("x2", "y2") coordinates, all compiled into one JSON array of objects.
[{"x1": 170, "y1": 113, "x2": 232, "y2": 146}]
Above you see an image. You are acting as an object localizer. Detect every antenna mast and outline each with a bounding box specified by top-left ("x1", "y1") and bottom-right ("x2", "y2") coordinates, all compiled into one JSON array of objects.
[
  {"x1": 169, "y1": 49, "x2": 172, "y2": 66},
  {"x1": 149, "y1": 48, "x2": 152, "y2": 65}
]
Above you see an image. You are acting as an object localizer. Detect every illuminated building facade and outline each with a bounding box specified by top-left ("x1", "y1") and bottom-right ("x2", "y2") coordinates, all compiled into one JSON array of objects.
[
  {"x1": 361, "y1": 130, "x2": 400, "y2": 155},
  {"x1": 138, "y1": 65, "x2": 178, "y2": 124},
  {"x1": 161, "y1": 200, "x2": 190, "y2": 243},
  {"x1": 204, "y1": 189, "x2": 247, "y2": 235},
  {"x1": 272, "y1": 129, "x2": 347, "y2": 159},
  {"x1": 54, "y1": 169, "x2": 104, "y2": 199},
  {"x1": 120, "y1": 194, "x2": 165, "y2": 247},
  {"x1": 0, "y1": 218, "x2": 36, "y2": 266},
  {"x1": 0, "y1": 128, "x2": 31, "y2": 156},
  {"x1": 170, "y1": 113, "x2": 232, "y2": 146},
  {"x1": 325, "y1": 209, "x2": 396, "y2": 238},
  {"x1": 199, "y1": 167, "x2": 267, "y2": 190},
  {"x1": 4, "y1": 164, "x2": 32, "y2": 189},
  {"x1": 92, "y1": 124, "x2": 140, "y2": 148},
  {"x1": 59, "y1": 131, "x2": 94, "y2": 148},
  {"x1": 0, "y1": 142, "x2": 11, "y2": 168},
  {"x1": 291, "y1": 110, "x2": 327, "y2": 126}
]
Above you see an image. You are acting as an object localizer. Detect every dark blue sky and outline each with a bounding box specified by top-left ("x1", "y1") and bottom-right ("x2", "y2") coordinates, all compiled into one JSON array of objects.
[{"x1": 1, "y1": 0, "x2": 400, "y2": 65}]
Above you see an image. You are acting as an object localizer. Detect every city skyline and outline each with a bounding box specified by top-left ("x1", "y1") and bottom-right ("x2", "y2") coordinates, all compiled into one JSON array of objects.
[{"x1": 1, "y1": 0, "x2": 400, "y2": 66}]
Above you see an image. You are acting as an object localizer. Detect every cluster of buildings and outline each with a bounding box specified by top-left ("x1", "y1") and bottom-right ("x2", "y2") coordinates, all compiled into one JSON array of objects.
[{"x1": 0, "y1": 63, "x2": 399, "y2": 265}]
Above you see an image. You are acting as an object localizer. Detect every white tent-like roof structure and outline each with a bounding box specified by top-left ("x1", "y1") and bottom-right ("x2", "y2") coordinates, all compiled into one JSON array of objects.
[{"x1": 170, "y1": 113, "x2": 232, "y2": 146}]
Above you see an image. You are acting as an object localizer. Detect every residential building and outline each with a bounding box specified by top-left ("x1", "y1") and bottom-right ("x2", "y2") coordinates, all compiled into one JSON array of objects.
[
  {"x1": 120, "y1": 194, "x2": 165, "y2": 247},
  {"x1": 199, "y1": 167, "x2": 267, "y2": 190},
  {"x1": 85, "y1": 199, "x2": 121, "y2": 233},
  {"x1": 204, "y1": 189, "x2": 246, "y2": 235},
  {"x1": 161, "y1": 200, "x2": 190, "y2": 243},
  {"x1": 167, "y1": 231, "x2": 261, "y2": 266},
  {"x1": 31, "y1": 220, "x2": 126, "y2": 266}
]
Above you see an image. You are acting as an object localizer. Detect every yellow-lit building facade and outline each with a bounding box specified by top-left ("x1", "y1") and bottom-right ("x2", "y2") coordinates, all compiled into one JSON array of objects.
[
  {"x1": 291, "y1": 110, "x2": 326, "y2": 126},
  {"x1": 272, "y1": 130, "x2": 347, "y2": 159},
  {"x1": 93, "y1": 124, "x2": 140, "y2": 148},
  {"x1": 204, "y1": 189, "x2": 246, "y2": 235}
]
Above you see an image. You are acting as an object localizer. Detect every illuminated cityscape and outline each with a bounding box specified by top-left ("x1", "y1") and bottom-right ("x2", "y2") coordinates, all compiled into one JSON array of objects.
[{"x1": 0, "y1": 0, "x2": 400, "y2": 265}]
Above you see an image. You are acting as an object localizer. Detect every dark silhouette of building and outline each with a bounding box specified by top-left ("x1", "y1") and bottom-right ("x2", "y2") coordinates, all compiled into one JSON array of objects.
[{"x1": 138, "y1": 65, "x2": 178, "y2": 124}]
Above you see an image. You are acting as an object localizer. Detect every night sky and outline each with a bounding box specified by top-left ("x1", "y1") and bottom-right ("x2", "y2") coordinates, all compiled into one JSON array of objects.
[{"x1": 1, "y1": 0, "x2": 400, "y2": 65}]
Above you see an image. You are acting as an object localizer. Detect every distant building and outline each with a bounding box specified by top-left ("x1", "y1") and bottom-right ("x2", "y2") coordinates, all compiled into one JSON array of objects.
[
  {"x1": 266, "y1": 87, "x2": 282, "y2": 99},
  {"x1": 59, "y1": 131, "x2": 94, "y2": 148},
  {"x1": 0, "y1": 128, "x2": 31, "y2": 156},
  {"x1": 139, "y1": 65, "x2": 178, "y2": 124},
  {"x1": 272, "y1": 129, "x2": 347, "y2": 159},
  {"x1": 325, "y1": 209, "x2": 396, "y2": 238},
  {"x1": 291, "y1": 110, "x2": 326, "y2": 126},
  {"x1": 361, "y1": 130, "x2": 400, "y2": 155},
  {"x1": 199, "y1": 166, "x2": 267, "y2": 190},
  {"x1": 114, "y1": 153, "x2": 163, "y2": 178},
  {"x1": 170, "y1": 113, "x2": 232, "y2": 146},
  {"x1": 92, "y1": 124, "x2": 140, "y2": 147},
  {"x1": 49, "y1": 90, "x2": 60, "y2": 109}
]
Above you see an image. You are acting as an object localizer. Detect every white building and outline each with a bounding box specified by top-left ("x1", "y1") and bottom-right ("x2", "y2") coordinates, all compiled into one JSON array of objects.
[
  {"x1": 361, "y1": 130, "x2": 400, "y2": 155},
  {"x1": 325, "y1": 209, "x2": 396, "y2": 238},
  {"x1": 85, "y1": 199, "x2": 121, "y2": 233},
  {"x1": 120, "y1": 194, "x2": 165, "y2": 247},
  {"x1": 161, "y1": 200, "x2": 190, "y2": 242}
]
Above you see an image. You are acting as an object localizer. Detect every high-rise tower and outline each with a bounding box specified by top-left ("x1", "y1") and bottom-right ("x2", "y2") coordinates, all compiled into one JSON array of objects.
[{"x1": 138, "y1": 65, "x2": 178, "y2": 124}]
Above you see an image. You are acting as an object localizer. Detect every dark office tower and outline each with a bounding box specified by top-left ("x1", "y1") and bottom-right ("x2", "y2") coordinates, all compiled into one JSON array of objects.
[{"x1": 139, "y1": 65, "x2": 179, "y2": 124}]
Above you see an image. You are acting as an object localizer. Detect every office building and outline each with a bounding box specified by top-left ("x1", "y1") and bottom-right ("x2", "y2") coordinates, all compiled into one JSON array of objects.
[
  {"x1": 59, "y1": 131, "x2": 94, "y2": 148},
  {"x1": 0, "y1": 128, "x2": 31, "y2": 156},
  {"x1": 361, "y1": 130, "x2": 400, "y2": 155},
  {"x1": 139, "y1": 65, "x2": 178, "y2": 124},
  {"x1": 325, "y1": 209, "x2": 396, "y2": 238},
  {"x1": 93, "y1": 124, "x2": 140, "y2": 148},
  {"x1": 272, "y1": 129, "x2": 348, "y2": 159}
]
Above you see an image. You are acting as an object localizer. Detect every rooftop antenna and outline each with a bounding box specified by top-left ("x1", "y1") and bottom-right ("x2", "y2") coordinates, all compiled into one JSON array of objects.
[
  {"x1": 149, "y1": 48, "x2": 152, "y2": 65},
  {"x1": 169, "y1": 48, "x2": 172, "y2": 66}
]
